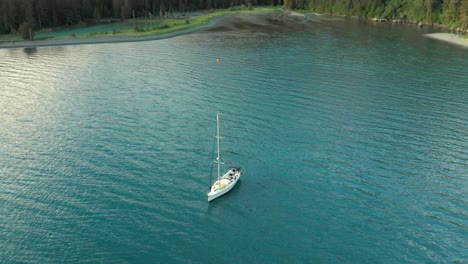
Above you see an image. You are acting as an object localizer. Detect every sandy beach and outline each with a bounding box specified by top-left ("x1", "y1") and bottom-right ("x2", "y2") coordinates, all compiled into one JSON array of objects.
[
  {"x1": 424, "y1": 33, "x2": 468, "y2": 48},
  {"x1": 0, "y1": 10, "x2": 309, "y2": 49}
]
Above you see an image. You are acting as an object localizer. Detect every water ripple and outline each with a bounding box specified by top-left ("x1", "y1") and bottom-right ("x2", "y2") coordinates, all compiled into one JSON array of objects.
[{"x1": 1, "y1": 20, "x2": 468, "y2": 263}]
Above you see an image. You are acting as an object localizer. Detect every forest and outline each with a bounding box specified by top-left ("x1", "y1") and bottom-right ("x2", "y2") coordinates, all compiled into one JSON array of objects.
[
  {"x1": 0, "y1": 0, "x2": 467, "y2": 35},
  {"x1": 286, "y1": 0, "x2": 468, "y2": 29},
  {"x1": 0, "y1": 0, "x2": 283, "y2": 35}
]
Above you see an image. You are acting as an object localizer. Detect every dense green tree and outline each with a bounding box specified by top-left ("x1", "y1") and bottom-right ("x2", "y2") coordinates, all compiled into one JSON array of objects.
[
  {"x1": 112, "y1": 0, "x2": 122, "y2": 17},
  {"x1": 35, "y1": 0, "x2": 49, "y2": 29},
  {"x1": 286, "y1": 0, "x2": 467, "y2": 28},
  {"x1": 0, "y1": 1, "x2": 7, "y2": 33},
  {"x1": 81, "y1": 0, "x2": 94, "y2": 19},
  {"x1": 121, "y1": 0, "x2": 132, "y2": 19},
  {"x1": 24, "y1": 0, "x2": 36, "y2": 25},
  {"x1": 462, "y1": 0, "x2": 468, "y2": 27}
]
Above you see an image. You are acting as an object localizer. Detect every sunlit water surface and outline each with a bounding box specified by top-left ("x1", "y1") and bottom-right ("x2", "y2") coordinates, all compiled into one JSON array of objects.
[{"x1": 1, "y1": 17, "x2": 467, "y2": 263}]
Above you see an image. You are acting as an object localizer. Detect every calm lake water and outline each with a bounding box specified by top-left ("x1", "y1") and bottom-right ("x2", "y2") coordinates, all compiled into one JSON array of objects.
[{"x1": 1, "y1": 16, "x2": 467, "y2": 263}]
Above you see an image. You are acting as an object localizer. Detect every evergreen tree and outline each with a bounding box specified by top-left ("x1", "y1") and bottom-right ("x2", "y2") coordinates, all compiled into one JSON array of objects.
[
  {"x1": 443, "y1": 0, "x2": 461, "y2": 26},
  {"x1": 24, "y1": 0, "x2": 36, "y2": 25},
  {"x1": 461, "y1": 0, "x2": 468, "y2": 28},
  {"x1": 82, "y1": 0, "x2": 94, "y2": 19}
]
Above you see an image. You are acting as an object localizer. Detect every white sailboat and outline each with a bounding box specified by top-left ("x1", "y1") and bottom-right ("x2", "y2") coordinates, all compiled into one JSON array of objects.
[{"x1": 207, "y1": 114, "x2": 242, "y2": 202}]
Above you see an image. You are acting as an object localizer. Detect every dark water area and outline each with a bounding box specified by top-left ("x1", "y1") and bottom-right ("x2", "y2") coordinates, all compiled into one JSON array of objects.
[{"x1": 0, "y1": 16, "x2": 467, "y2": 263}]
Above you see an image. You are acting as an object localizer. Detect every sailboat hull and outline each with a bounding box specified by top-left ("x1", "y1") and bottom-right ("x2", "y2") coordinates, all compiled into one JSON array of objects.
[{"x1": 207, "y1": 168, "x2": 242, "y2": 202}]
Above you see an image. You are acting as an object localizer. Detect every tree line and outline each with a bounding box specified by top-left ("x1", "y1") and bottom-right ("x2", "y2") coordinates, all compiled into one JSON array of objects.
[
  {"x1": 0, "y1": 0, "x2": 283, "y2": 35},
  {"x1": 285, "y1": 0, "x2": 468, "y2": 29},
  {"x1": 1, "y1": 0, "x2": 466, "y2": 36}
]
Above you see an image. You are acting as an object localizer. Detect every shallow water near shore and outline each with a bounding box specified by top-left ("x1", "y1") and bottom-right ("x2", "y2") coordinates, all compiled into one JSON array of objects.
[{"x1": 1, "y1": 17, "x2": 467, "y2": 263}]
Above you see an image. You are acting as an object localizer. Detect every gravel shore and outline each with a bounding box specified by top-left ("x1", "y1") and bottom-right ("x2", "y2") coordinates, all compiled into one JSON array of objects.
[
  {"x1": 424, "y1": 33, "x2": 468, "y2": 49},
  {"x1": 0, "y1": 10, "x2": 312, "y2": 49},
  {"x1": 3, "y1": 12, "x2": 463, "y2": 50}
]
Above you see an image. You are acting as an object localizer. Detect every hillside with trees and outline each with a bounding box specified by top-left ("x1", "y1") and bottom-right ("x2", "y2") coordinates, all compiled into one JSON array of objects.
[
  {"x1": 285, "y1": 0, "x2": 468, "y2": 29},
  {"x1": 0, "y1": 0, "x2": 283, "y2": 35},
  {"x1": 1, "y1": 0, "x2": 467, "y2": 36}
]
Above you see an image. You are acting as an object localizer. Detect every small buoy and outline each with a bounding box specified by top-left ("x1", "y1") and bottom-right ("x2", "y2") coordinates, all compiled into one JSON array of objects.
[{"x1": 216, "y1": 58, "x2": 221, "y2": 62}]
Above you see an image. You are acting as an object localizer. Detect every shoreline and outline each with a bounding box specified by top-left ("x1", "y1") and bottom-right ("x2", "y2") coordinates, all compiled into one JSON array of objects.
[
  {"x1": 423, "y1": 33, "x2": 468, "y2": 49},
  {"x1": 2, "y1": 10, "x2": 467, "y2": 50},
  {"x1": 0, "y1": 9, "x2": 303, "y2": 49},
  {"x1": 0, "y1": 16, "x2": 225, "y2": 49}
]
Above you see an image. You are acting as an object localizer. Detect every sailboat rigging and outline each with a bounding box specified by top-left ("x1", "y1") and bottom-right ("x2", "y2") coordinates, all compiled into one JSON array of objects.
[{"x1": 207, "y1": 114, "x2": 242, "y2": 202}]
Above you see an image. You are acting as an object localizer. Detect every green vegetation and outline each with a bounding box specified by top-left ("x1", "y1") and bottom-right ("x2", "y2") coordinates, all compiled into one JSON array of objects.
[
  {"x1": 1, "y1": 0, "x2": 466, "y2": 43},
  {"x1": 0, "y1": 6, "x2": 278, "y2": 42},
  {"x1": 0, "y1": 0, "x2": 283, "y2": 36},
  {"x1": 285, "y1": 0, "x2": 468, "y2": 29},
  {"x1": 111, "y1": 7, "x2": 278, "y2": 37}
]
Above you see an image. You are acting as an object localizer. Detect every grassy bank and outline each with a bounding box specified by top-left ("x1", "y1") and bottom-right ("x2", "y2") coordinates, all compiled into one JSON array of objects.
[
  {"x1": 0, "y1": 7, "x2": 279, "y2": 43},
  {"x1": 124, "y1": 6, "x2": 279, "y2": 37}
]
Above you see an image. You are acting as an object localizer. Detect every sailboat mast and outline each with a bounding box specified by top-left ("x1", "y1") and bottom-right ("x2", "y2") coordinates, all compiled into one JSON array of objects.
[{"x1": 217, "y1": 114, "x2": 221, "y2": 182}]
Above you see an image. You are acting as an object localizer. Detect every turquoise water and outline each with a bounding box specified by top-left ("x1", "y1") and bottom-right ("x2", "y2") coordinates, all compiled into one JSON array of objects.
[
  {"x1": 1, "y1": 17, "x2": 467, "y2": 263},
  {"x1": 35, "y1": 20, "x2": 161, "y2": 38}
]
